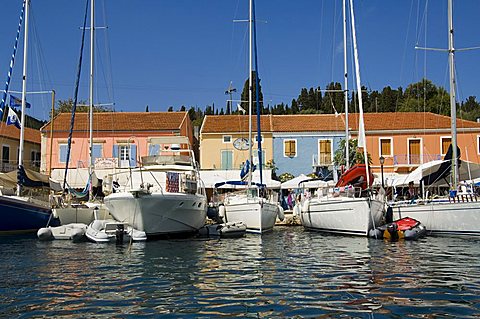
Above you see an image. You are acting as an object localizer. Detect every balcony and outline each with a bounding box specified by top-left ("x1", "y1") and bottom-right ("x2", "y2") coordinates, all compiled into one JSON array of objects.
[
  {"x1": 392, "y1": 154, "x2": 441, "y2": 171},
  {"x1": 312, "y1": 154, "x2": 333, "y2": 168},
  {"x1": 1, "y1": 160, "x2": 40, "y2": 173}
]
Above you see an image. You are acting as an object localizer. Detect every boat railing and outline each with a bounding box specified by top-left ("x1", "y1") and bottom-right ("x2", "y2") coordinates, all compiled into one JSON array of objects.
[
  {"x1": 142, "y1": 154, "x2": 193, "y2": 166},
  {"x1": 312, "y1": 185, "x2": 365, "y2": 200}
]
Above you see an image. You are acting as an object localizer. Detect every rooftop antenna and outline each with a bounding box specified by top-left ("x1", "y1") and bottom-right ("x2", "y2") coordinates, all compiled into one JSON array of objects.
[{"x1": 225, "y1": 81, "x2": 236, "y2": 114}]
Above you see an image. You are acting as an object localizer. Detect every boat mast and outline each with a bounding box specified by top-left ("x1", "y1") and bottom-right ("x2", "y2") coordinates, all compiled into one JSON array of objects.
[
  {"x1": 247, "y1": 0, "x2": 253, "y2": 187},
  {"x1": 349, "y1": 0, "x2": 370, "y2": 187},
  {"x1": 88, "y1": 0, "x2": 95, "y2": 201},
  {"x1": 343, "y1": 0, "x2": 349, "y2": 170},
  {"x1": 252, "y1": 0, "x2": 263, "y2": 186},
  {"x1": 17, "y1": 0, "x2": 30, "y2": 197},
  {"x1": 448, "y1": 0, "x2": 458, "y2": 189}
]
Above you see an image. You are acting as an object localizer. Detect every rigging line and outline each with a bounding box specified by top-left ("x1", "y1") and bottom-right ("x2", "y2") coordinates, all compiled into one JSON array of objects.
[
  {"x1": 0, "y1": 0, "x2": 25, "y2": 119},
  {"x1": 329, "y1": 0, "x2": 339, "y2": 84},
  {"x1": 100, "y1": 0, "x2": 115, "y2": 107},
  {"x1": 63, "y1": 0, "x2": 89, "y2": 191}
]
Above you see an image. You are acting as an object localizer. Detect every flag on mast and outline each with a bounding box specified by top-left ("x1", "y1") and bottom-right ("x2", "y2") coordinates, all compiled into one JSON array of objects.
[{"x1": 6, "y1": 106, "x2": 21, "y2": 129}]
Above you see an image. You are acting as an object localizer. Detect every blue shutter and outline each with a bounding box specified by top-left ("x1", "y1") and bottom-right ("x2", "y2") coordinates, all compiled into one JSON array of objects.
[
  {"x1": 148, "y1": 144, "x2": 160, "y2": 155},
  {"x1": 221, "y1": 151, "x2": 233, "y2": 170},
  {"x1": 60, "y1": 144, "x2": 67, "y2": 163},
  {"x1": 92, "y1": 144, "x2": 102, "y2": 163},
  {"x1": 112, "y1": 144, "x2": 118, "y2": 159},
  {"x1": 129, "y1": 144, "x2": 137, "y2": 167}
]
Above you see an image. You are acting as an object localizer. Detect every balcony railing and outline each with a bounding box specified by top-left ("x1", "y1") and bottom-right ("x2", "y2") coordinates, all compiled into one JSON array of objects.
[
  {"x1": 1, "y1": 160, "x2": 40, "y2": 173},
  {"x1": 312, "y1": 154, "x2": 333, "y2": 167},
  {"x1": 392, "y1": 154, "x2": 441, "y2": 166}
]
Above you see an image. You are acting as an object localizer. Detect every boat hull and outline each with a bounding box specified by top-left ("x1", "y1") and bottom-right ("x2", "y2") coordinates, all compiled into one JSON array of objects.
[
  {"x1": 390, "y1": 200, "x2": 480, "y2": 236},
  {"x1": 223, "y1": 197, "x2": 278, "y2": 234},
  {"x1": 301, "y1": 197, "x2": 384, "y2": 236},
  {"x1": 104, "y1": 192, "x2": 207, "y2": 237},
  {"x1": 0, "y1": 195, "x2": 57, "y2": 234}
]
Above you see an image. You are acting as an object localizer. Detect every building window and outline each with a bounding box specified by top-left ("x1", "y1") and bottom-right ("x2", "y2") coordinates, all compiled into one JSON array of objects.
[
  {"x1": 254, "y1": 135, "x2": 263, "y2": 143},
  {"x1": 30, "y1": 151, "x2": 40, "y2": 167},
  {"x1": 59, "y1": 144, "x2": 68, "y2": 163},
  {"x1": 408, "y1": 139, "x2": 421, "y2": 165},
  {"x1": 113, "y1": 144, "x2": 136, "y2": 168},
  {"x1": 2, "y1": 145, "x2": 9, "y2": 163},
  {"x1": 284, "y1": 139, "x2": 296, "y2": 158},
  {"x1": 221, "y1": 150, "x2": 233, "y2": 169},
  {"x1": 92, "y1": 143, "x2": 103, "y2": 163},
  {"x1": 222, "y1": 135, "x2": 232, "y2": 143},
  {"x1": 441, "y1": 136, "x2": 451, "y2": 155},
  {"x1": 318, "y1": 139, "x2": 332, "y2": 165},
  {"x1": 254, "y1": 149, "x2": 266, "y2": 168},
  {"x1": 379, "y1": 138, "x2": 392, "y2": 157}
]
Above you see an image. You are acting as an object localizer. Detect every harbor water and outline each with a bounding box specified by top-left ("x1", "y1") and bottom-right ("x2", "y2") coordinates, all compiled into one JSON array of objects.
[{"x1": 1, "y1": 226, "x2": 479, "y2": 318}]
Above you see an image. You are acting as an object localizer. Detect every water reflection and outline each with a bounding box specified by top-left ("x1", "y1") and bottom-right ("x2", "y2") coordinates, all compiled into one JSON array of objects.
[{"x1": 1, "y1": 229, "x2": 480, "y2": 318}]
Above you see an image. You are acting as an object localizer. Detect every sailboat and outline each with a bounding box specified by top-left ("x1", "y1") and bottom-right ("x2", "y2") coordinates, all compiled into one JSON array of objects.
[
  {"x1": 218, "y1": 0, "x2": 280, "y2": 234},
  {"x1": 38, "y1": 0, "x2": 110, "y2": 241},
  {"x1": 299, "y1": 0, "x2": 384, "y2": 236},
  {"x1": 51, "y1": 0, "x2": 110, "y2": 224},
  {"x1": 389, "y1": 0, "x2": 480, "y2": 237},
  {"x1": 0, "y1": 0, "x2": 59, "y2": 234}
]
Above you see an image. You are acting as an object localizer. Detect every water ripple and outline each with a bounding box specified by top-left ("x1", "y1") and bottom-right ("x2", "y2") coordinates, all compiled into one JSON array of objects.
[{"x1": 1, "y1": 229, "x2": 480, "y2": 318}]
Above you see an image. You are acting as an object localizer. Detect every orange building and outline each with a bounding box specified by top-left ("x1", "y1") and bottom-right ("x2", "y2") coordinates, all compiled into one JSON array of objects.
[{"x1": 40, "y1": 111, "x2": 193, "y2": 175}]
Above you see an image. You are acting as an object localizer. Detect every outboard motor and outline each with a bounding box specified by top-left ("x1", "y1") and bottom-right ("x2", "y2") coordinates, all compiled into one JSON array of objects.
[
  {"x1": 386, "y1": 223, "x2": 399, "y2": 241},
  {"x1": 116, "y1": 224, "x2": 124, "y2": 244},
  {"x1": 207, "y1": 203, "x2": 223, "y2": 223}
]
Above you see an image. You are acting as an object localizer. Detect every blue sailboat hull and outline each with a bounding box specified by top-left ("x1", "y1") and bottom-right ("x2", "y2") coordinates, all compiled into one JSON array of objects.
[{"x1": 0, "y1": 195, "x2": 59, "y2": 234}]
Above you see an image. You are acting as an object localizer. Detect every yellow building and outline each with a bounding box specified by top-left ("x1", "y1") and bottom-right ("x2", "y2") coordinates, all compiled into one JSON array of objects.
[
  {"x1": 200, "y1": 115, "x2": 273, "y2": 170},
  {"x1": 0, "y1": 121, "x2": 41, "y2": 172}
]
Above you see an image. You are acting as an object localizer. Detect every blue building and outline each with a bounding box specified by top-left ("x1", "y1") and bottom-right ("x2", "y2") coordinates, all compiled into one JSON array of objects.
[{"x1": 271, "y1": 115, "x2": 347, "y2": 179}]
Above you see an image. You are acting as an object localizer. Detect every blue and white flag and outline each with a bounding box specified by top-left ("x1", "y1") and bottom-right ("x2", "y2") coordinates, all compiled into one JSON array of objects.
[
  {"x1": 6, "y1": 107, "x2": 21, "y2": 129},
  {"x1": 9, "y1": 94, "x2": 30, "y2": 108}
]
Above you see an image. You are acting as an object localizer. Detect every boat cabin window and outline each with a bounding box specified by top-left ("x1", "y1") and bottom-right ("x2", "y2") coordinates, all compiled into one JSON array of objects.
[{"x1": 284, "y1": 139, "x2": 297, "y2": 158}]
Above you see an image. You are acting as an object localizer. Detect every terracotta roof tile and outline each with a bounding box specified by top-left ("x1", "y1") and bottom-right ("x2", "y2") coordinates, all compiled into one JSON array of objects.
[
  {"x1": 202, "y1": 112, "x2": 480, "y2": 133},
  {"x1": 41, "y1": 111, "x2": 188, "y2": 133},
  {"x1": 0, "y1": 121, "x2": 40, "y2": 144},
  {"x1": 201, "y1": 115, "x2": 273, "y2": 133}
]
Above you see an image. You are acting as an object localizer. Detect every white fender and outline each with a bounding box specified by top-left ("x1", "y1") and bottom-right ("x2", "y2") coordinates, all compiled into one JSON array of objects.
[
  {"x1": 276, "y1": 205, "x2": 285, "y2": 221},
  {"x1": 301, "y1": 199, "x2": 310, "y2": 214},
  {"x1": 218, "y1": 205, "x2": 226, "y2": 219},
  {"x1": 293, "y1": 203, "x2": 302, "y2": 216}
]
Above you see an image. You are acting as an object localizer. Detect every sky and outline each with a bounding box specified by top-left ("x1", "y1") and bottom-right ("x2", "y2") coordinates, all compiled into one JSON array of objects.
[{"x1": 1, "y1": 0, "x2": 480, "y2": 121}]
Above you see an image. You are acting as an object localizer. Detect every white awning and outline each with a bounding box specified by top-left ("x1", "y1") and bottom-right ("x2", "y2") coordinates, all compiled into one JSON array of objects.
[
  {"x1": 200, "y1": 169, "x2": 281, "y2": 189},
  {"x1": 280, "y1": 174, "x2": 311, "y2": 189}
]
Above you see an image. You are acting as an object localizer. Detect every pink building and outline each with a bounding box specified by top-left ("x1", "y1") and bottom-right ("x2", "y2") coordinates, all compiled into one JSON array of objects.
[{"x1": 40, "y1": 111, "x2": 193, "y2": 174}]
